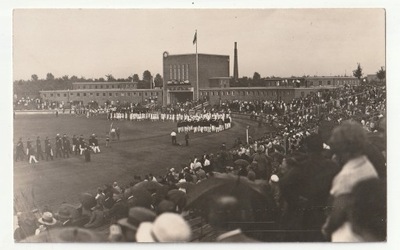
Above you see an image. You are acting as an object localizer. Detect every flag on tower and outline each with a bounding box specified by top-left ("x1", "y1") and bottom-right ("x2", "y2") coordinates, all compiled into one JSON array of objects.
[{"x1": 193, "y1": 30, "x2": 197, "y2": 45}]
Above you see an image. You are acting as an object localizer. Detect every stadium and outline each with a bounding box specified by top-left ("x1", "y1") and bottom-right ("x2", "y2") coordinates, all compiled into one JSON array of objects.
[{"x1": 13, "y1": 10, "x2": 386, "y2": 243}]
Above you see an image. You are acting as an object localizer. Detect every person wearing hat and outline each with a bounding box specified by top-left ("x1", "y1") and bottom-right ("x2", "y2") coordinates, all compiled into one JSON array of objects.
[
  {"x1": 36, "y1": 136, "x2": 44, "y2": 161},
  {"x1": 252, "y1": 145, "x2": 272, "y2": 180},
  {"x1": 44, "y1": 137, "x2": 53, "y2": 161},
  {"x1": 117, "y1": 207, "x2": 157, "y2": 242},
  {"x1": 15, "y1": 138, "x2": 25, "y2": 162},
  {"x1": 54, "y1": 134, "x2": 63, "y2": 158},
  {"x1": 170, "y1": 131, "x2": 177, "y2": 145},
  {"x1": 72, "y1": 135, "x2": 79, "y2": 155},
  {"x1": 62, "y1": 134, "x2": 70, "y2": 158},
  {"x1": 207, "y1": 195, "x2": 258, "y2": 242},
  {"x1": 84, "y1": 205, "x2": 105, "y2": 229},
  {"x1": 35, "y1": 212, "x2": 59, "y2": 235},
  {"x1": 84, "y1": 144, "x2": 91, "y2": 162},
  {"x1": 185, "y1": 132, "x2": 189, "y2": 146},
  {"x1": 27, "y1": 143, "x2": 38, "y2": 164},
  {"x1": 136, "y1": 212, "x2": 191, "y2": 242},
  {"x1": 105, "y1": 193, "x2": 128, "y2": 224},
  {"x1": 91, "y1": 134, "x2": 100, "y2": 153}
]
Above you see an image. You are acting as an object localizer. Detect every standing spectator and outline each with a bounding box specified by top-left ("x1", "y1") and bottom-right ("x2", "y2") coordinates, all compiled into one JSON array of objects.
[
  {"x1": 84, "y1": 145, "x2": 91, "y2": 162},
  {"x1": 116, "y1": 127, "x2": 120, "y2": 141},
  {"x1": 91, "y1": 134, "x2": 100, "y2": 153},
  {"x1": 185, "y1": 132, "x2": 189, "y2": 146},
  {"x1": 27, "y1": 144, "x2": 38, "y2": 164},
  {"x1": 105, "y1": 133, "x2": 110, "y2": 148},
  {"x1": 252, "y1": 146, "x2": 272, "y2": 180},
  {"x1": 15, "y1": 138, "x2": 25, "y2": 162},
  {"x1": 55, "y1": 134, "x2": 63, "y2": 158},
  {"x1": 26, "y1": 138, "x2": 32, "y2": 156},
  {"x1": 171, "y1": 131, "x2": 177, "y2": 145},
  {"x1": 44, "y1": 137, "x2": 53, "y2": 161},
  {"x1": 79, "y1": 139, "x2": 87, "y2": 155},
  {"x1": 72, "y1": 135, "x2": 79, "y2": 155},
  {"x1": 36, "y1": 136, "x2": 44, "y2": 160},
  {"x1": 62, "y1": 135, "x2": 70, "y2": 158}
]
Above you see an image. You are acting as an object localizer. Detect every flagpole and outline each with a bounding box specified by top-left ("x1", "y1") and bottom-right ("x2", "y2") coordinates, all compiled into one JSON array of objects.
[{"x1": 195, "y1": 30, "x2": 199, "y2": 101}]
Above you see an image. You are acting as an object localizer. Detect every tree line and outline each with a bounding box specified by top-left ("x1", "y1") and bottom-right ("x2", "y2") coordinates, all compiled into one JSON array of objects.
[{"x1": 13, "y1": 71, "x2": 163, "y2": 98}]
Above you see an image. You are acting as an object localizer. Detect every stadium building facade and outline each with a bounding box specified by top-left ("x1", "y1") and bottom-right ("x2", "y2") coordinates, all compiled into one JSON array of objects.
[{"x1": 39, "y1": 46, "x2": 359, "y2": 106}]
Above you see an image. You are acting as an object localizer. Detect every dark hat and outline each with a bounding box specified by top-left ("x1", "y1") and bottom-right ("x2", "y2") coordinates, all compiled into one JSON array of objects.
[
  {"x1": 56, "y1": 206, "x2": 72, "y2": 220},
  {"x1": 117, "y1": 207, "x2": 156, "y2": 231},
  {"x1": 156, "y1": 200, "x2": 175, "y2": 214}
]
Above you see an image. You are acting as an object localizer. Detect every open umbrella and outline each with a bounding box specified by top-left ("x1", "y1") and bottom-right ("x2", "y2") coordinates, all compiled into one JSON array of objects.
[
  {"x1": 79, "y1": 193, "x2": 96, "y2": 210},
  {"x1": 125, "y1": 187, "x2": 153, "y2": 209},
  {"x1": 167, "y1": 189, "x2": 187, "y2": 208},
  {"x1": 185, "y1": 173, "x2": 273, "y2": 210},
  {"x1": 234, "y1": 159, "x2": 250, "y2": 168},
  {"x1": 134, "y1": 181, "x2": 164, "y2": 193}
]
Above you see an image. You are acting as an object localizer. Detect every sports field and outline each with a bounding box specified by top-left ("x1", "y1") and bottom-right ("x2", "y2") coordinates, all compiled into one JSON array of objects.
[{"x1": 13, "y1": 114, "x2": 265, "y2": 212}]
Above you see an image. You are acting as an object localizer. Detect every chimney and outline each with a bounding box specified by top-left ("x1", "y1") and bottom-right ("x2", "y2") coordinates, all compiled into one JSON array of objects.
[{"x1": 234, "y1": 42, "x2": 239, "y2": 81}]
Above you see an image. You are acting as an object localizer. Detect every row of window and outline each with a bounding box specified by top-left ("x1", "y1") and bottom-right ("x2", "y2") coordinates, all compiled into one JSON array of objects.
[
  {"x1": 200, "y1": 90, "x2": 292, "y2": 96},
  {"x1": 308, "y1": 80, "x2": 357, "y2": 85},
  {"x1": 75, "y1": 84, "x2": 136, "y2": 90},
  {"x1": 43, "y1": 92, "x2": 159, "y2": 98},
  {"x1": 169, "y1": 64, "x2": 189, "y2": 81}
]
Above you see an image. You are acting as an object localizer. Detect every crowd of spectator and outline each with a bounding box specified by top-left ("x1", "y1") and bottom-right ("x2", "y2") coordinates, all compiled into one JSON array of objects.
[{"x1": 14, "y1": 84, "x2": 386, "y2": 243}]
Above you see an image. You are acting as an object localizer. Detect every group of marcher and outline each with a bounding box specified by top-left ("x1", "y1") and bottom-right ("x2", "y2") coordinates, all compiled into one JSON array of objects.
[{"x1": 15, "y1": 134, "x2": 102, "y2": 164}]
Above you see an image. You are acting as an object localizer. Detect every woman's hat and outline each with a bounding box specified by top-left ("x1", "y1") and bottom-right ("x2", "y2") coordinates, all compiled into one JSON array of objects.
[{"x1": 136, "y1": 213, "x2": 191, "y2": 242}]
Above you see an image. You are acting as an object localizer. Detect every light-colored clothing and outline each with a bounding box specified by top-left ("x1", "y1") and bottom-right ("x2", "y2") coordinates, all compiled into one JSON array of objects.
[
  {"x1": 330, "y1": 155, "x2": 378, "y2": 197},
  {"x1": 331, "y1": 222, "x2": 363, "y2": 242}
]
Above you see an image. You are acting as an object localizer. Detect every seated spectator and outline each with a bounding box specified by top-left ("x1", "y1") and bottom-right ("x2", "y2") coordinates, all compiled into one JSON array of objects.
[
  {"x1": 84, "y1": 205, "x2": 105, "y2": 229},
  {"x1": 35, "y1": 212, "x2": 59, "y2": 235},
  {"x1": 136, "y1": 213, "x2": 191, "y2": 242},
  {"x1": 207, "y1": 195, "x2": 258, "y2": 242},
  {"x1": 14, "y1": 211, "x2": 36, "y2": 242},
  {"x1": 105, "y1": 193, "x2": 128, "y2": 224},
  {"x1": 156, "y1": 200, "x2": 176, "y2": 215},
  {"x1": 55, "y1": 203, "x2": 90, "y2": 227}
]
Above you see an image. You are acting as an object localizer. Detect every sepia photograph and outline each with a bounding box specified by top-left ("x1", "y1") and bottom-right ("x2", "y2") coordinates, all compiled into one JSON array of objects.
[{"x1": 9, "y1": 7, "x2": 390, "y2": 245}]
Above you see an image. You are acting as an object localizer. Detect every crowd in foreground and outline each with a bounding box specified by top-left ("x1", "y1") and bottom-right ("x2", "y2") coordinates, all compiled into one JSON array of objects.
[
  {"x1": 13, "y1": 84, "x2": 386, "y2": 243},
  {"x1": 14, "y1": 119, "x2": 386, "y2": 243}
]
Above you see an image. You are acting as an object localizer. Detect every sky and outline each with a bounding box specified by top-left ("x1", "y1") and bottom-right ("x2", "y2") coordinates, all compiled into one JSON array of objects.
[{"x1": 13, "y1": 9, "x2": 385, "y2": 81}]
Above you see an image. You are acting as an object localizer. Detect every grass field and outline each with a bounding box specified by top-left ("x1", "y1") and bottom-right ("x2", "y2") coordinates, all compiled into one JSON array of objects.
[{"x1": 13, "y1": 113, "x2": 266, "y2": 213}]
